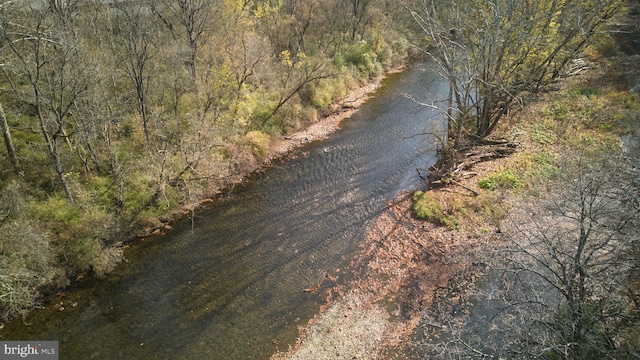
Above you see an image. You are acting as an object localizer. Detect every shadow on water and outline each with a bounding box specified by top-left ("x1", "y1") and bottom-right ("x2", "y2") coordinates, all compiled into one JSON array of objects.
[{"x1": 1, "y1": 64, "x2": 448, "y2": 359}]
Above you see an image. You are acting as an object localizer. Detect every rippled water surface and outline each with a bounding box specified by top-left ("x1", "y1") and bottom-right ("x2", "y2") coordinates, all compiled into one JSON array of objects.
[{"x1": 2, "y1": 64, "x2": 447, "y2": 359}]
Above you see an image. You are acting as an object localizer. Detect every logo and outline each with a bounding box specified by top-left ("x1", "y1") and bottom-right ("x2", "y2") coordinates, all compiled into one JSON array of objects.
[{"x1": 1, "y1": 342, "x2": 58, "y2": 359}]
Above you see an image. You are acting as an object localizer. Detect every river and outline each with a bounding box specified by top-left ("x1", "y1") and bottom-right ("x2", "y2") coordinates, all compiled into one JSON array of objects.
[{"x1": 1, "y1": 63, "x2": 447, "y2": 359}]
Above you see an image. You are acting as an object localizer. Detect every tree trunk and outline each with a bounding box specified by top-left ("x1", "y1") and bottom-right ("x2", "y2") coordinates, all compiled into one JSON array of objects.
[
  {"x1": 139, "y1": 96, "x2": 151, "y2": 150},
  {"x1": 50, "y1": 138, "x2": 74, "y2": 204},
  {"x1": 35, "y1": 103, "x2": 74, "y2": 203},
  {"x1": 0, "y1": 103, "x2": 20, "y2": 175}
]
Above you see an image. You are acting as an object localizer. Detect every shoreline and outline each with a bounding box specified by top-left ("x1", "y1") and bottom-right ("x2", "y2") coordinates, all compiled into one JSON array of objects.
[
  {"x1": 0, "y1": 63, "x2": 409, "y2": 328},
  {"x1": 135, "y1": 64, "x2": 407, "y2": 238},
  {"x1": 268, "y1": 66, "x2": 405, "y2": 159},
  {"x1": 272, "y1": 192, "x2": 490, "y2": 359}
]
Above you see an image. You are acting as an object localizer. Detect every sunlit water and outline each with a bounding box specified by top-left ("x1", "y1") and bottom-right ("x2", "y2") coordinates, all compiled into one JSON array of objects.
[{"x1": 2, "y1": 64, "x2": 448, "y2": 359}]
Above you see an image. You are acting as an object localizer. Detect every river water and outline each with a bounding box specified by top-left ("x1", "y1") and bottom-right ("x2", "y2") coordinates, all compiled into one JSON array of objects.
[{"x1": 2, "y1": 64, "x2": 447, "y2": 359}]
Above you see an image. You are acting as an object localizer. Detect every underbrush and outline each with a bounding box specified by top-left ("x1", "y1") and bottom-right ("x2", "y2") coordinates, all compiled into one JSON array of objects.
[
  {"x1": 0, "y1": 220, "x2": 67, "y2": 320},
  {"x1": 412, "y1": 51, "x2": 640, "y2": 237},
  {"x1": 411, "y1": 43, "x2": 640, "y2": 357},
  {"x1": 412, "y1": 190, "x2": 507, "y2": 232}
]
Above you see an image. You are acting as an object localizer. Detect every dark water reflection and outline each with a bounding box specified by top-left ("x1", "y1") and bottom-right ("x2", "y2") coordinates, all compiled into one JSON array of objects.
[{"x1": 2, "y1": 64, "x2": 447, "y2": 359}]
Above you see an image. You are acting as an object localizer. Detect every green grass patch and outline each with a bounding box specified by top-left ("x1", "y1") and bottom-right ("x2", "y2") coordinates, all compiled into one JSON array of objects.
[
  {"x1": 412, "y1": 191, "x2": 460, "y2": 230},
  {"x1": 565, "y1": 131, "x2": 621, "y2": 155},
  {"x1": 412, "y1": 190, "x2": 508, "y2": 232},
  {"x1": 530, "y1": 120, "x2": 558, "y2": 145},
  {"x1": 478, "y1": 170, "x2": 521, "y2": 191},
  {"x1": 31, "y1": 196, "x2": 82, "y2": 231},
  {"x1": 534, "y1": 149, "x2": 555, "y2": 166},
  {"x1": 543, "y1": 100, "x2": 569, "y2": 121},
  {"x1": 532, "y1": 150, "x2": 559, "y2": 179},
  {"x1": 571, "y1": 86, "x2": 599, "y2": 99}
]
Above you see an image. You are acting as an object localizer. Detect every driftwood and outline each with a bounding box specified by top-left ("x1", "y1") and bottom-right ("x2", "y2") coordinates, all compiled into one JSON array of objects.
[
  {"x1": 427, "y1": 140, "x2": 517, "y2": 195},
  {"x1": 456, "y1": 143, "x2": 516, "y2": 172},
  {"x1": 432, "y1": 177, "x2": 480, "y2": 196}
]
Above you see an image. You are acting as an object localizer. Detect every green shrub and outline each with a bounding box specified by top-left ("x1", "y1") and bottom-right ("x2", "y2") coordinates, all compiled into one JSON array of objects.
[
  {"x1": 121, "y1": 177, "x2": 156, "y2": 216},
  {"x1": 478, "y1": 170, "x2": 521, "y2": 191},
  {"x1": 63, "y1": 237, "x2": 100, "y2": 273},
  {"x1": 85, "y1": 175, "x2": 118, "y2": 210},
  {"x1": 373, "y1": 34, "x2": 408, "y2": 70},
  {"x1": 345, "y1": 41, "x2": 382, "y2": 78},
  {"x1": 245, "y1": 130, "x2": 272, "y2": 158},
  {"x1": 473, "y1": 192, "x2": 508, "y2": 224},
  {"x1": 90, "y1": 245, "x2": 123, "y2": 278},
  {"x1": 0, "y1": 181, "x2": 24, "y2": 220},
  {"x1": 27, "y1": 191, "x2": 121, "y2": 275},
  {"x1": 302, "y1": 79, "x2": 335, "y2": 110}
]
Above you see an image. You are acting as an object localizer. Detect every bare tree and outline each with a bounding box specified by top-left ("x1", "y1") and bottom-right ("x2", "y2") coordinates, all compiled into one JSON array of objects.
[
  {"x1": 403, "y1": 0, "x2": 622, "y2": 146},
  {"x1": 349, "y1": 0, "x2": 372, "y2": 42},
  {"x1": 418, "y1": 157, "x2": 640, "y2": 359},
  {"x1": 149, "y1": 0, "x2": 217, "y2": 81},
  {"x1": 500, "y1": 158, "x2": 639, "y2": 358},
  {"x1": 106, "y1": 2, "x2": 159, "y2": 150},
  {"x1": 280, "y1": 0, "x2": 317, "y2": 55},
  {"x1": 221, "y1": 17, "x2": 268, "y2": 101},
  {"x1": 0, "y1": 2, "x2": 90, "y2": 202}
]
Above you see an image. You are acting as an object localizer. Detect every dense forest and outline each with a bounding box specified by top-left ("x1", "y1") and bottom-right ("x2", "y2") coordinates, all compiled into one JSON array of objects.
[{"x1": 0, "y1": 0, "x2": 417, "y2": 319}]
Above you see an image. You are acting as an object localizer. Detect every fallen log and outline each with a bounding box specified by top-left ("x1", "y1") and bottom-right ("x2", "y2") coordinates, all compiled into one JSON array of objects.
[
  {"x1": 427, "y1": 140, "x2": 518, "y2": 193},
  {"x1": 432, "y1": 177, "x2": 480, "y2": 196}
]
